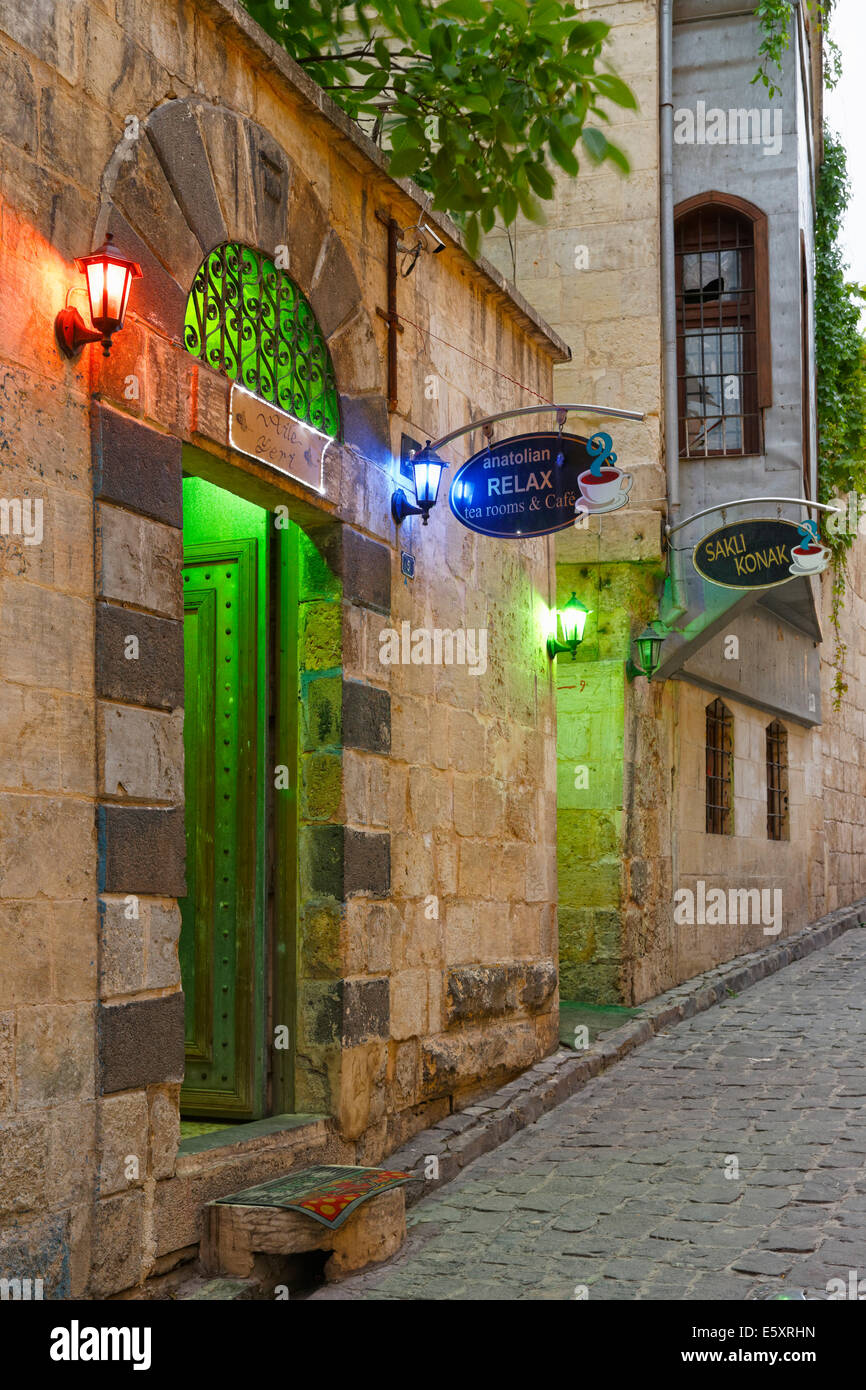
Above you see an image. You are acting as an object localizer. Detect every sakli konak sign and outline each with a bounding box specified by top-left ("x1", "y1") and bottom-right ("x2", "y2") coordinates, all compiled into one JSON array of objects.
[
  {"x1": 693, "y1": 518, "x2": 830, "y2": 590},
  {"x1": 449, "y1": 430, "x2": 631, "y2": 538}
]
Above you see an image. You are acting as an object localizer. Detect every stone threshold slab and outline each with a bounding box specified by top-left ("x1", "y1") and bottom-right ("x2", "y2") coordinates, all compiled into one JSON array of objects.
[
  {"x1": 386, "y1": 899, "x2": 866, "y2": 1207},
  {"x1": 177, "y1": 1113, "x2": 328, "y2": 1162}
]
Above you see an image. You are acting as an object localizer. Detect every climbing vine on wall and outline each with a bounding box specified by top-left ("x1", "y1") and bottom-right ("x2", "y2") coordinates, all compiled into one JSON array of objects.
[
  {"x1": 753, "y1": 1, "x2": 840, "y2": 99},
  {"x1": 814, "y1": 131, "x2": 866, "y2": 708},
  {"x1": 753, "y1": 5, "x2": 866, "y2": 707}
]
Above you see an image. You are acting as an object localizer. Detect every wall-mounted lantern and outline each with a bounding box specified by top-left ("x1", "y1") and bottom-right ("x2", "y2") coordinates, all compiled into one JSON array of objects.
[
  {"x1": 392, "y1": 443, "x2": 448, "y2": 526},
  {"x1": 55, "y1": 233, "x2": 142, "y2": 359},
  {"x1": 547, "y1": 593, "x2": 590, "y2": 660},
  {"x1": 626, "y1": 624, "x2": 664, "y2": 681}
]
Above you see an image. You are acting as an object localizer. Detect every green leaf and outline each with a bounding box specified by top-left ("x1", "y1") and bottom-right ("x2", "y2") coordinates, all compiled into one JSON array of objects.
[
  {"x1": 483, "y1": 70, "x2": 506, "y2": 105},
  {"x1": 462, "y1": 94, "x2": 491, "y2": 115},
  {"x1": 438, "y1": 0, "x2": 485, "y2": 17},
  {"x1": 581, "y1": 126, "x2": 608, "y2": 162},
  {"x1": 363, "y1": 70, "x2": 391, "y2": 94},
  {"x1": 388, "y1": 146, "x2": 428, "y2": 178},
  {"x1": 495, "y1": 0, "x2": 529, "y2": 30},
  {"x1": 549, "y1": 129, "x2": 579, "y2": 175},
  {"x1": 388, "y1": 124, "x2": 413, "y2": 151},
  {"x1": 566, "y1": 20, "x2": 609, "y2": 49},
  {"x1": 373, "y1": 38, "x2": 392, "y2": 69},
  {"x1": 432, "y1": 145, "x2": 456, "y2": 183},
  {"x1": 515, "y1": 183, "x2": 543, "y2": 222},
  {"x1": 395, "y1": 0, "x2": 426, "y2": 44},
  {"x1": 464, "y1": 212, "x2": 481, "y2": 258},
  {"x1": 530, "y1": 0, "x2": 563, "y2": 25},
  {"x1": 430, "y1": 24, "x2": 453, "y2": 66},
  {"x1": 604, "y1": 140, "x2": 630, "y2": 174},
  {"x1": 594, "y1": 72, "x2": 638, "y2": 110},
  {"x1": 525, "y1": 160, "x2": 555, "y2": 198}
]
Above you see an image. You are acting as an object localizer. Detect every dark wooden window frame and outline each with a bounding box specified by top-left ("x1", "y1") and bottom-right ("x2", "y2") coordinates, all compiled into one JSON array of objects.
[
  {"x1": 706, "y1": 698, "x2": 734, "y2": 836},
  {"x1": 675, "y1": 192, "x2": 772, "y2": 460},
  {"x1": 766, "y1": 720, "x2": 790, "y2": 842}
]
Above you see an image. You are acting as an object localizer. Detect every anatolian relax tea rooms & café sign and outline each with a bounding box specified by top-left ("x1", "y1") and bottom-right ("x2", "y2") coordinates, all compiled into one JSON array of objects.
[{"x1": 448, "y1": 430, "x2": 631, "y2": 539}]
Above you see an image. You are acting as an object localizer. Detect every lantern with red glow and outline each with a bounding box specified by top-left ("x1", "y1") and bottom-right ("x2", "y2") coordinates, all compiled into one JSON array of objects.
[{"x1": 55, "y1": 233, "x2": 142, "y2": 358}]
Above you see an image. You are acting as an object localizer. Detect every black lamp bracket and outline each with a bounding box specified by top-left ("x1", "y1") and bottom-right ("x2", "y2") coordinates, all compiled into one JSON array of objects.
[{"x1": 391, "y1": 489, "x2": 426, "y2": 526}]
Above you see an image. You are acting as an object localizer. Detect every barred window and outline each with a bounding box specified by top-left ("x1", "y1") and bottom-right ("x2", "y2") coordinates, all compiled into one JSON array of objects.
[
  {"x1": 766, "y1": 720, "x2": 790, "y2": 841},
  {"x1": 184, "y1": 242, "x2": 341, "y2": 436},
  {"x1": 676, "y1": 195, "x2": 770, "y2": 459},
  {"x1": 706, "y1": 699, "x2": 733, "y2": 836}
]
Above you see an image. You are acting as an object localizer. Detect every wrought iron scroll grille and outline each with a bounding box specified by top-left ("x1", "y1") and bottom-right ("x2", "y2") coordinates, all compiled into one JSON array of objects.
[{"x1": 184, "y1": 243, "x2": 341, "y2": 437}]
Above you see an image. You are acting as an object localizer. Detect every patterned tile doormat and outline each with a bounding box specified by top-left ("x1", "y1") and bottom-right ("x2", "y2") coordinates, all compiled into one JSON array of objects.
[{"x1": 214, "y1": 1166, "x2": 411, "y2": 1230}]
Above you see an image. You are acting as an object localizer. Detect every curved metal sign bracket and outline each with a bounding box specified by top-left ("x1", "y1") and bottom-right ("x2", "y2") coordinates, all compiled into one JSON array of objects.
[
  {"x1": 423, "y1": 402, "x2": 646, "y2": 455},
  {"x1": 666, "y1": 496, "x2": 843, "y2": 541}
]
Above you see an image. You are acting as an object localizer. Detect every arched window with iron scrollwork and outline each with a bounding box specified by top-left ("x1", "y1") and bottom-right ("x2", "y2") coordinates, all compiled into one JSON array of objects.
[{"x1": 184, "y1": 242, "x2": 341, "y2": 437}]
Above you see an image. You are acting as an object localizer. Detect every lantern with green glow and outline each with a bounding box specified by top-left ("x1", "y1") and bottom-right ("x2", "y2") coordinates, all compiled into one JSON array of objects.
[
  {"x1": 626, "y1": 625, "x2": 664, "y2": 681},
  {"x1": 547, "y1": 593, "x2": 590, "y2": 660}
]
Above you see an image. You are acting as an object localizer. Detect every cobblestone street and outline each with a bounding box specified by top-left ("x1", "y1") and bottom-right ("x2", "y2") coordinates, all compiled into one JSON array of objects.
[{"x1": 314, "y1": 932, "x2": 866, "y2": 1300}]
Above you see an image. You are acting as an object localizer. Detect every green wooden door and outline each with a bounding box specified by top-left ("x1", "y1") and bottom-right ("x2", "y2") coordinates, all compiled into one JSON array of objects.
[{"x1": 180, "y1": 479, "x2": 269, "y2": 1120}]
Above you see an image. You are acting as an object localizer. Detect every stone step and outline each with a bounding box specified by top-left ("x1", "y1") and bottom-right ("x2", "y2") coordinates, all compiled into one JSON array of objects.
[{"x1": 201, "y1": 1167, "x2": 407, "y2": 1284}]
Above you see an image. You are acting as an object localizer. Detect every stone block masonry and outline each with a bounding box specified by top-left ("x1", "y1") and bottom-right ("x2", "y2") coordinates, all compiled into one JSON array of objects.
[
  {"x1": 0, "y1": 0, "x2": 567, "y2": 1300},
  {"x1": 482, "y1": 0, "x2": 866, "y2": 1014}
]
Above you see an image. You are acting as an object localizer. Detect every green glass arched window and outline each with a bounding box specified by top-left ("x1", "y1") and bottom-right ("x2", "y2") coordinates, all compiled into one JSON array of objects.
[{"x1": 184, "y1": 242, "x2": 341, "y2": 437}]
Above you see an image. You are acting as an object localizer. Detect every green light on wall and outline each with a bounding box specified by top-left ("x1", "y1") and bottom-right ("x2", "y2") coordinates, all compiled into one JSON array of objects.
[{"x1": 547, "y1": 593, "x2": 590, "y2": 660}]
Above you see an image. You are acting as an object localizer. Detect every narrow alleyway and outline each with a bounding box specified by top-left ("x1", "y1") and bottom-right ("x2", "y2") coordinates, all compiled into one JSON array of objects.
[{"x1": 314, "y1": 932, "x2": 866, "y2": 1300}]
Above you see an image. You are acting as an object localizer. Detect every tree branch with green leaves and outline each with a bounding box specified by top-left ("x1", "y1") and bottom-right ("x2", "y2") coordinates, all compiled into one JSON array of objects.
[{"x1": 241, "y1": 0, "x2": 636, "y2": 256}]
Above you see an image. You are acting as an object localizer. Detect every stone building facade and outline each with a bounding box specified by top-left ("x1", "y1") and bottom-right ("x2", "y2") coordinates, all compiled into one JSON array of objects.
[
  {"x1": 485, "y1": 0, "x2": 866, "y2": 1006},
  {"x1": 0, "y1": 0, "x2": 568, "y2": 1296}
]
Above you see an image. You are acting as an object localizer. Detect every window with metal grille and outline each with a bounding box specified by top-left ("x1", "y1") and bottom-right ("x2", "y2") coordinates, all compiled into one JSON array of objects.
[
  {"x1": 706, "y1": 698, "x2": 733, "y2": 835},
  {"x1": 766, "y1": 720, "x2": 790, "y2": 841},
  {"x1": 675, "y1": 197, "x2": 769, "y2": 459},
  {"x1": 184, "y1": 242, "x2": 341, "y2": 437}
]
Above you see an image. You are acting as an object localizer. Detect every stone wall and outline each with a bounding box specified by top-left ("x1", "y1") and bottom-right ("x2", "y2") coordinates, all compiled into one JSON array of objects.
[
  {"x1": 819, "y1": 540, "x2": 866, "y2": 918},
  {"x1": 484, "y1": 0, "x2": 866, "y2": 1009},
  {"x1": 0, "y1": 0, "x2": 565, "y2": 1295},
  {"x1": 484, "y1": 0, "x2": 667, "y2": 1007}
]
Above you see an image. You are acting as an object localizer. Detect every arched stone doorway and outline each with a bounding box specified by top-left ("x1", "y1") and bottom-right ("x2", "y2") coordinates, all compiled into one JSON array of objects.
[{"x1": 93, "y1": 99, "x2": 392, "y2": 1148}]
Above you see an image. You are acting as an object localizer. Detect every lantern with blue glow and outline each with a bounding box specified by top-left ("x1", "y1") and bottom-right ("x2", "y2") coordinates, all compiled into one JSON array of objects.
[{"x1": 391, "y1": 443, "x2": 448, "y2": 526}]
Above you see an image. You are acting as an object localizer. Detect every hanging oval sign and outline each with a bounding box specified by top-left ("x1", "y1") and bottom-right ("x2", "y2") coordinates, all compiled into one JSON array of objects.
[
  {"x1": 448, "y1": 430, "x2": 631, "y2": 539},
  {"x1": 693, "y1": 517, "x2": 831, "y2": 590}
]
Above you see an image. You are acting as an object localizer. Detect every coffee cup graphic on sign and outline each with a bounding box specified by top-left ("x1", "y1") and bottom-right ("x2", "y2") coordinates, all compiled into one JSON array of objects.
[
  {"x1": 577, "y1": 433, "x2": 633, "y2": 513},
  {"x1": 789, "y1": 519, "x2": 830, "y2": 576}
]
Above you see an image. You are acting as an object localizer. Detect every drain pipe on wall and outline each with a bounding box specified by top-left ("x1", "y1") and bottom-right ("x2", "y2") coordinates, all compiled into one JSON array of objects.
[{"x1": 659, "y1": 0, "x2": 688, "y2": 628}]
